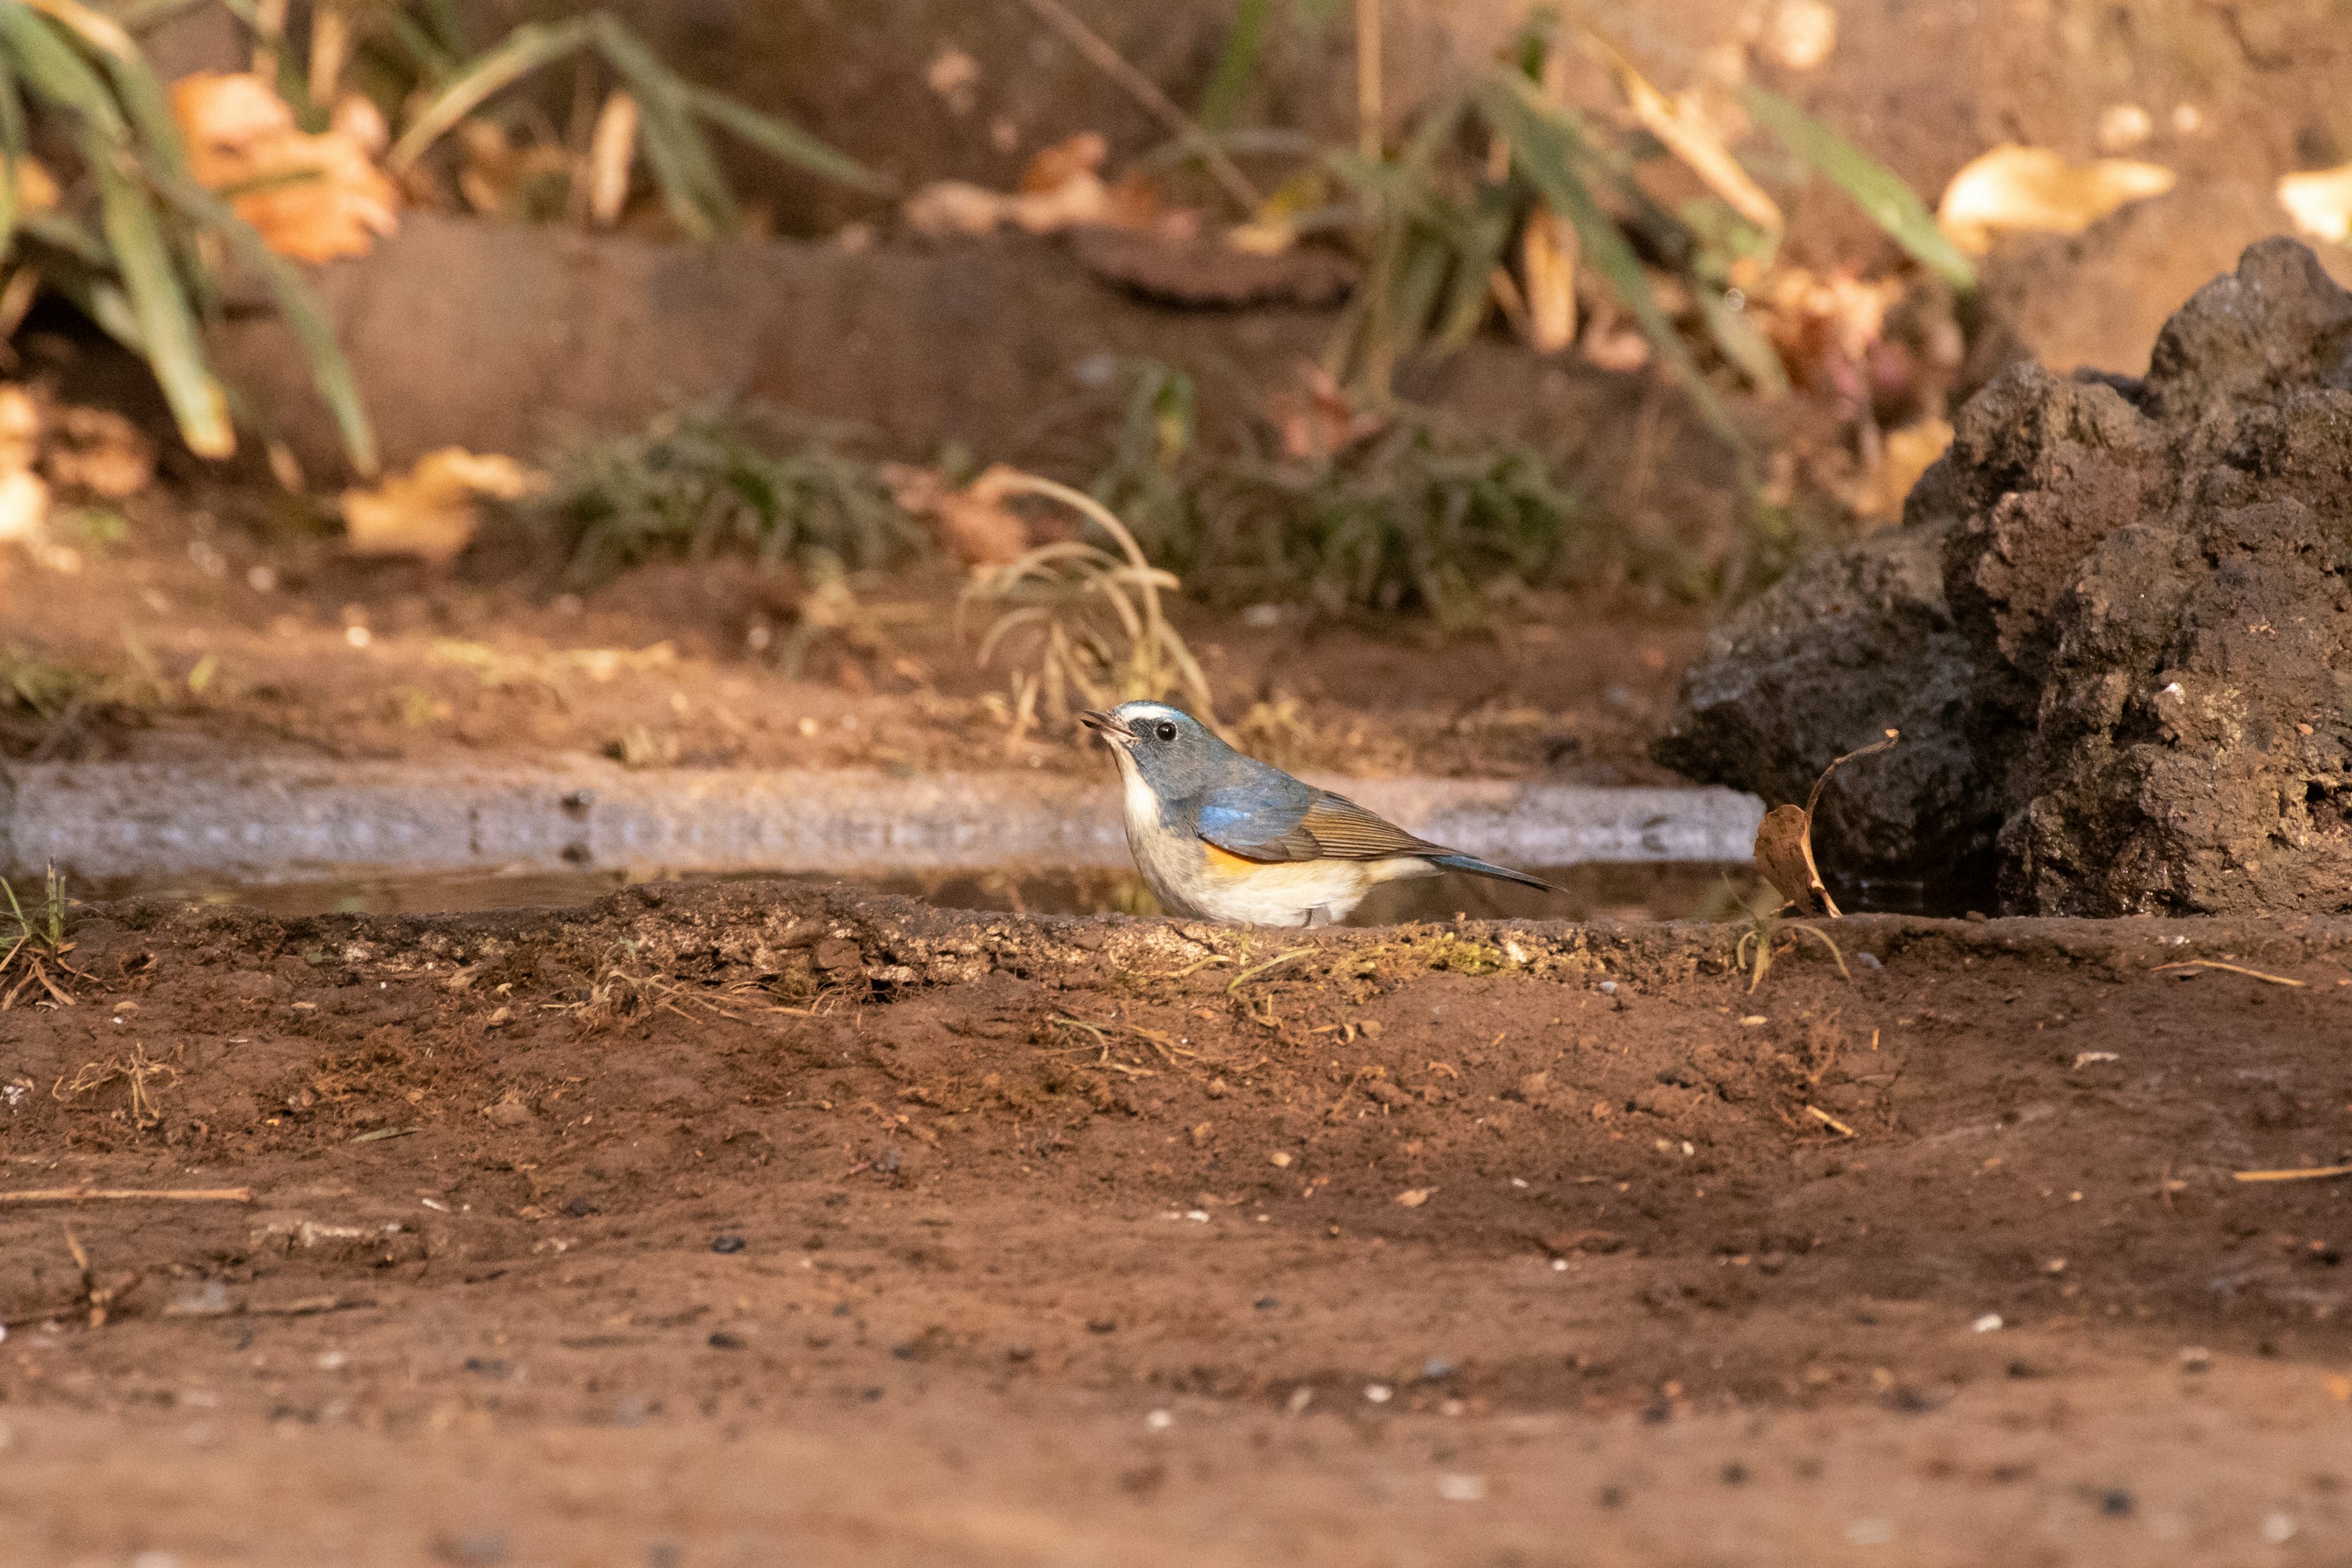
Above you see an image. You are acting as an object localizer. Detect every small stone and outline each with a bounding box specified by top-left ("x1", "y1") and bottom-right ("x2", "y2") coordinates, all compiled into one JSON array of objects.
[
  {"x1": 711, "y1": 1235, "x2": 747, "y2": 1254},
  {"x1": 482, "y1": 1092, "x2": 533, "y2": 1126}
]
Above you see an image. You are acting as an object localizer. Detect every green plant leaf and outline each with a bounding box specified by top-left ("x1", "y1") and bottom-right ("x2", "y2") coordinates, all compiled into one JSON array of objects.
[
  {"x1": 1432, "y1": 194, "x2": 1515, "y2": 352},
  {"x1": 593, "y1": 17, "x2": 733, "y2": 240},
  {"x1": 0, "y1": 61, "x2": 26, "y2": 260},
  {"x1": 1199, "y1": 0, "x2": 1268, "y2": 132},
  {"x1": 0, "y1": 6, "x2": 126, "y2": 138},
  {"x1": 1697, "y1": 287, "x2": 1789, "y2": 398},
  {"x1": 385, "y1": 15, "x2": 595, "y2": 171},
  {"x1": 151, "y1": 169, "x2": 379, "y2": 474},
  {"x1": 20, "y1": 206, "x2": 108, "y2": 265},
  {"x1": 1480, "y1": 70, "x2": 1736, "y2": 443},
  {"x1": 90, "y1": 152, "x2": 233, "y2": 456},
  {"x1": 1738, "y1": 85, "x2": 1975, "y2": 290},
  {"x1": 682, "y1": 83, "x2": 891, "y2": 195},
  {"x1": 372, "y1": 10, "x2": 462, "y2": 87},
  {"x1": 415, "y1": 0, "x2": 472, "y2": 59},
  {"x1": 31, "y1": 0, "x2": 189, "y2": 181}
]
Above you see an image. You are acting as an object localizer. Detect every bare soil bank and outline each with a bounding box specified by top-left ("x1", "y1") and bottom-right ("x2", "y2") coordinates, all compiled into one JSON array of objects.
[{"x1": 4, "y1": 884, "x2": 2351, "y2": 1564}]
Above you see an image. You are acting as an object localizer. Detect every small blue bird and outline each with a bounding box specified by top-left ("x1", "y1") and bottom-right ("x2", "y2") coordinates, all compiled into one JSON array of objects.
[{"x1": 1080, "y1": 701, "x2": 1557, "y2": 927}]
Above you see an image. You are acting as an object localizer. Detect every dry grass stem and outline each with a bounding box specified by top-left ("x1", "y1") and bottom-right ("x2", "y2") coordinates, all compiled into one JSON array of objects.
[
  {"x1": 2152, "y1": 960, "x2": 2305, "y2": 987},
  {"x1": 1804, "y1": 1105, "x2": 1858, "y2": 1137},
  {"x1": 1736, "y1": 914, "x2": 1849, "y2": 993},
  {"x1": 53, "y1": 1042, "x2": 179, "y2": 1126},
  {"x1": 964, "y1": 469, "x2": 1219, "y2": 734},
  {"x1": 2232, "y1": 1164, "x2": 2352, "y2": 1184},
  {"x1": 1011, "y1": 0, "x2": 1262, "y2": 209}
]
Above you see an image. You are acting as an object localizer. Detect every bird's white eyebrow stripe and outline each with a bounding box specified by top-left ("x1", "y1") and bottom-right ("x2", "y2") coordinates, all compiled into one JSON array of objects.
[{"x1": 1117, "y1": 703, "x2": 1184, "y2": 723}]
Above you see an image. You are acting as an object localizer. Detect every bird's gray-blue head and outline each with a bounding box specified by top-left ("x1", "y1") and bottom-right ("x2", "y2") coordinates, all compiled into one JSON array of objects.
[{"x1": 1079, "y1": 702, "x2": 1228, "y2": 800}]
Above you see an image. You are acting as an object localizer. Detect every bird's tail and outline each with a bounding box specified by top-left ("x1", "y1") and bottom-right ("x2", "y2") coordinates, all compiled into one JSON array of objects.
[{"x1": 1428, "y1": 853, "x2": 1559, "y2": 894}]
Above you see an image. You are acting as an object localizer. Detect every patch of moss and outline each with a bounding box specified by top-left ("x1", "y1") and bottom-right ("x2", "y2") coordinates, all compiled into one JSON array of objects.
[{"x1": 1419, "y1": 932, "x2": 1507, "y2": 976}]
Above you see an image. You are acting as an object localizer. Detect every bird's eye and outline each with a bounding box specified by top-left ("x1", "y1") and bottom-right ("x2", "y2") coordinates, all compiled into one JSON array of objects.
[{"x1": 1155, "y1": 720, "x2": 1178, "y2": 742}]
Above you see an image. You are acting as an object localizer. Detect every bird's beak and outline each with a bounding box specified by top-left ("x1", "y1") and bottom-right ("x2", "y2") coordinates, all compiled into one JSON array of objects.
[{"x1": 1079, "y1": 710, "x2": 1133, "y2": 745}]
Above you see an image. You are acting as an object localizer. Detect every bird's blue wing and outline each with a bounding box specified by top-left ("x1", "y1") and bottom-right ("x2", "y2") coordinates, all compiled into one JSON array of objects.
[{"x1": 1197, "y1": 778, "x2": 1439, "y2": 864}]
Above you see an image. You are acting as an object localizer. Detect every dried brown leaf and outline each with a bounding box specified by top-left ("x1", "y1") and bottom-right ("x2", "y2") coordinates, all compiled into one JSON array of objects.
[
  {"x1": 342, "y1": 448, "x2": 545, "y2": 565},
  {"x1": 1753, "y1": 730, "x2": 1902, "y2": 917},
  {"x1": 173, "y1": 72, "x2": 400, "y2": 263},
  {"x1": 1937, "y1": 145, "x2": 2174, "y2": 255}
]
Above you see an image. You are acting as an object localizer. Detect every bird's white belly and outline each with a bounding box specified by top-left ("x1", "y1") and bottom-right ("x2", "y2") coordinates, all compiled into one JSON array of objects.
[{"x1": 1117, "y1": 767, "x2": 1429, "y2": 925}]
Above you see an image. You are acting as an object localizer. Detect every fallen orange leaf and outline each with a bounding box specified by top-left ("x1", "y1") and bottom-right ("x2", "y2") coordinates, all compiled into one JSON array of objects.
[{"x1": 173, "y1": 72, "x2": 398, "y2": 263}]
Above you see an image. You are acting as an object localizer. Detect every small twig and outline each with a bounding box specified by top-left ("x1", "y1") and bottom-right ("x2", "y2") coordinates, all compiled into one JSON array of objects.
[
  {"x1": 1009, "y1": 0, "x2": 1263, "y2": 211},
  {"x1": 0, "y1": 1186, "x2": 255, "y2": 1205},
  {"x1": 2152, "y1": 960, "x2": 2305, "y2": 988},
  {"x1": 2232, "y1": 1164, "x2": 2352, "y2": 1184},
  {"x1": 1804, "y1": 1105, "x2": 1857, "y2": 1137},
  {"x1": 247, "y1": 1295, "x2": 375, "y2": 1317}
]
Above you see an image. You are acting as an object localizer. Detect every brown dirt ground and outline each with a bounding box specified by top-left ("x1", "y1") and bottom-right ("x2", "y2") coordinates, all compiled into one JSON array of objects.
[
  {"x1": 0, "y1": 483, "x2": 1705, "y2": 785},
  {"x1": 4, "y1": 884, "x2": 2352, "y2": 1564}
]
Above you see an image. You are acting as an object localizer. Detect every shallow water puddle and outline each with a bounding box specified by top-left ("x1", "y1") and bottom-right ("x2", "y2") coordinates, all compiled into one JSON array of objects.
[{"x1": 77, "y1": 861, "x2": 1771, "y2": 922}]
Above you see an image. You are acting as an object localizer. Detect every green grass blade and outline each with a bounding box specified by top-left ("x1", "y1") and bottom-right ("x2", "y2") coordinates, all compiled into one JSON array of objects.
[
  {"x1": 91, "y1": 152, "x2": 233, "y2": 456},
  {"x1": 1738, "y1": 84, "x2": 1975, "y2": 290},
  {"x1": 18, "y1": 241, "x2": 147, "y2": 348},
  {"x1": 32, "y1": 5, "x2": 194, "y2": 185},
  {"x1": 0, "y1": 62, "x2": 24, "y2": 260},
  {"x1": 151, "y1": 169, "x2": 379, "y2": 474},
  {"x1": 594, "y1": 18, "x2": 733, "y2": 239},
  {"x1": 1199, "y1": 0, "x2": 1268, "y2": 132},
  {"x1": 415, "y1": 0, "x2": 472, "y2": 59},
  {"x1": 385, "y1": 16, "x2": 595, "y2": 172},
  {"x1": 20, "y1": 207, "x2": 108, "y2": 265},
  {"x1": 1433, "y1": 197, "x2": 1514, "y2": 352},
  {"x1": 92, "y1": 48, "x2": 189, "y2": 183},
  {"x1": 0, "y1": 7, "x2": 126, "y2": 138},
  {"x1": 1697, "y1": 287, "x2": 1789, "y2": 398},
  {"x1": 682, "y1": 83, "x2": 891, "y2": 195},
  {"x1": 1480, "y1": 71, "x2": 1735, "y2": 443},
  {"x1": 372, "y1": 11, "x2": 461, "y2": 88}
]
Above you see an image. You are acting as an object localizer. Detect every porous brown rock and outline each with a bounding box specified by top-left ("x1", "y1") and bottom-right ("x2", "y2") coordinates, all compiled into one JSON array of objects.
[{"x1": 1658, "y1": 238, "x2": 2352, "y2": 915}]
